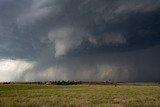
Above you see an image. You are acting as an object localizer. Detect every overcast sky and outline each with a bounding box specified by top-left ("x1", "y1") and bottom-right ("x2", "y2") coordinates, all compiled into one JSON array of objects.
[{"x1": 0, "y1": 0, "x2": 160, "y2": 82}]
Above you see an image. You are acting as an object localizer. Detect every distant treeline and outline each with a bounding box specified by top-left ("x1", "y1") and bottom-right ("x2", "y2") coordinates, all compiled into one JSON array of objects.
[
  {"x1": 1, "y1": 81, "x2": 81, "y2": 85},
  {"x1": 1, "y1": 81, "x2": 160, "y2": 86},
  {"x1": 1, "y1": 80, "x2": 117, "y2": 85}
]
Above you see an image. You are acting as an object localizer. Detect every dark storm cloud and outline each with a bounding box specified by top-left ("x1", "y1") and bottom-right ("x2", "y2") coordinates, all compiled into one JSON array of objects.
[{"x1": 0, "y1": 0, "x2": 160, "y2": 82}]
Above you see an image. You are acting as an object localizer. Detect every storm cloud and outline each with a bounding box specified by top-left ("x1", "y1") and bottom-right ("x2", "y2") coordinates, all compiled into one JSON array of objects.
[{"x1": 0, "y1": 0, "x2": 160, "y2": 82}]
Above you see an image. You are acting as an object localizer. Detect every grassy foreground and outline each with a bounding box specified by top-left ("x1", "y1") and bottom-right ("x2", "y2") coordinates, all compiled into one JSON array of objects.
[{"x1": 0, "y1": 84, "x2": 160, "y2": 107}]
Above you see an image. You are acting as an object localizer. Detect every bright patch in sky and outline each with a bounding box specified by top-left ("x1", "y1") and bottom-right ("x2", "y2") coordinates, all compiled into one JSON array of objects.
[{"x1": 0, "y1": 59, "x2": 34, "y2": 82}]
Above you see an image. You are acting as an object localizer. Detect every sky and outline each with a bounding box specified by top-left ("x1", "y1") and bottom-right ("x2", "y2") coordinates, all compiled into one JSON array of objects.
[{"x1": 0, "y1": 0, "x2": 160, "y2": 82}]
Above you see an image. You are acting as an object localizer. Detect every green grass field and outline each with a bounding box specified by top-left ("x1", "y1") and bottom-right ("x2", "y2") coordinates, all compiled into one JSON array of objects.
[{"x1": 0, "y1": 84, "x2": 160, "y2": 107}]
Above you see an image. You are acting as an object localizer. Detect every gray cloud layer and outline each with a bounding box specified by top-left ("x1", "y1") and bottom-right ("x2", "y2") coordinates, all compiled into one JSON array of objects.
[{"x1": 0, "y1": 0, "x2": 160, "y2": 82}]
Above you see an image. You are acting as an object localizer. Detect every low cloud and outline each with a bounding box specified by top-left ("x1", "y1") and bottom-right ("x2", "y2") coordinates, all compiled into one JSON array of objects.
[
  {"x1": 17, "y1": 0, "x2": 60, "y2": 27},
  {"x1": 114, "y1": 0, "x2": 160, "y2": 14},
  {"x1": 104, "y1": 33, "x2": 126, "y2": 45},
  {"x1": 48, "y1": 27, "x2": 84, "y2": 57},
  {"x1": 0, "y1": 0, "x2": 160, "y2": 82}
]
